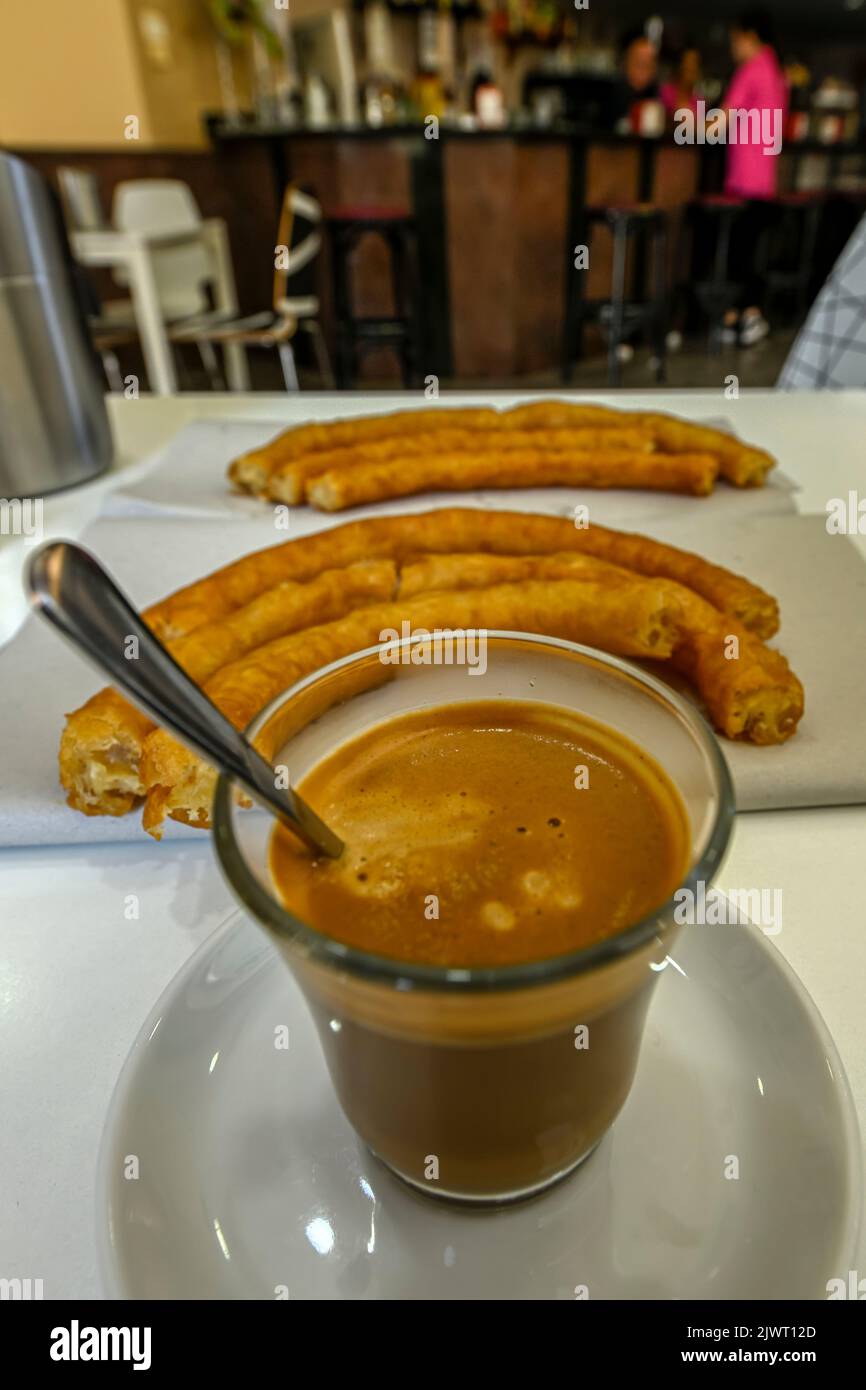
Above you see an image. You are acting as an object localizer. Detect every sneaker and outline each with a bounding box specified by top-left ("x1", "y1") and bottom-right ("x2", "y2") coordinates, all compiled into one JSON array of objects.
[{"x1": 739, "y1": 311, "x2": 770, "y2": 347}]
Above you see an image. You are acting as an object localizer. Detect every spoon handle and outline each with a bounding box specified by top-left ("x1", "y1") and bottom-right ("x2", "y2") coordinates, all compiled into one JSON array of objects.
[{"x1": 26, "y1": 542, "x2": 343, "y2": 858}]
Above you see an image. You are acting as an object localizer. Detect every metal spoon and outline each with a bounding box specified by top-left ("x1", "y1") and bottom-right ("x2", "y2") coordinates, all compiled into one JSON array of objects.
[{"x1": 26, "y1": 541, "x2": 344, "y2": 859}]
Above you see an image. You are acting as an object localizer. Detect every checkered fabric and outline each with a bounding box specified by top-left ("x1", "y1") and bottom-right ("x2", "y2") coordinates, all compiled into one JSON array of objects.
[{"x1": 779, "y1": 212, "x2": 866, "y2": 389}]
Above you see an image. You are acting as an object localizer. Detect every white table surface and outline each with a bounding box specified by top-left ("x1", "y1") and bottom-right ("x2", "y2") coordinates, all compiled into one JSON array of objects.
[{"x1": 2, "y1": 389, "x2": 865, "y2": 1300}]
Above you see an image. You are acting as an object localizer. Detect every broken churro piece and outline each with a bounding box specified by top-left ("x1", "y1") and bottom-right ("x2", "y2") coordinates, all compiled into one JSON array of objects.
[
  {"x1": 645, "y1": 415, "x2": 774, "y2": 488},
  {"x1": 59, "y1": 690, "x2": 155, "y2": 817},
  {"x1": 669, "y1": 594, "x2": 804, "y2": 745},
  {"x1": 59, "y1": 561, "x2": 397, "y2": 817}
]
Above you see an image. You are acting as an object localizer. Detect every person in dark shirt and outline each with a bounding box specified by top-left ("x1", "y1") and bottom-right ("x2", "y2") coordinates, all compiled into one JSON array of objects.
[{"x1": 611, "y1": 28, "x2": 659, "y2": 126}]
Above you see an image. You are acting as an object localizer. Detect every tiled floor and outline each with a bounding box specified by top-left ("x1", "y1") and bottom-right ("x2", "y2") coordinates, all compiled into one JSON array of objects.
[
  {"x1": 146, "y1": 326, "x2": 800, "y2": 396},
  {"x1": 457, "y1": 330, "x2": 798, "y2": 393}
]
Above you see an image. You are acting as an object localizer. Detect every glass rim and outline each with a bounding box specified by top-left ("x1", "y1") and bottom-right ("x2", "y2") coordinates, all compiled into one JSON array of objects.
[{"x1": 213, "y1": 632, "x2": 736, "y2": 994}]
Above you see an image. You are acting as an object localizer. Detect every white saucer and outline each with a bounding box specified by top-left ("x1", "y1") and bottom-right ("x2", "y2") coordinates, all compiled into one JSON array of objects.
[{"x1": 97, "y1": 908, "x2": 861, "y2": 1300}]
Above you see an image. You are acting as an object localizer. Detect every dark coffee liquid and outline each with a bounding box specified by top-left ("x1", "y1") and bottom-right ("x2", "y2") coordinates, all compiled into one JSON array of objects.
[
  {"x1": 272, "y1": 700, "x2": 690, "y2": 1199},
  {"x1": 270, "y1": 700, "x2": 689, "y2": 967}
]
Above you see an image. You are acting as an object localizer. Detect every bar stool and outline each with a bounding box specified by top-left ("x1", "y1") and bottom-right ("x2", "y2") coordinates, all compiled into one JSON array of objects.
[
  {"x1": 762, "y1": 192, "x2": 825, "y2": 320},
  {"x1": 563, "y1": 204, "x2": 669, "y2": 388},
  {"x1": 327, "y1": 206, "x2": 419, "y2": 387},
  {"x1": 680, "y1": 196, "x2": 746, "y2": 350}
]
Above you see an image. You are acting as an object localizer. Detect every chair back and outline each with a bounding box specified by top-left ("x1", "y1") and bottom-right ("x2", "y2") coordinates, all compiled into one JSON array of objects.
[
  {"x1": 57, "y1": 167, "x2": 106, "y2": 231},
  {"x1": 112, "y1": 179, "x2": 214, "y2": 319},
  {"x1": 273, "y1": 186, "x2": 322, "y2": 314}
]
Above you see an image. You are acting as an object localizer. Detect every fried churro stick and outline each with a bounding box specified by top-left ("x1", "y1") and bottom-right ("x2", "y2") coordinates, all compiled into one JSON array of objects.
[
  {"x1": 60, "y1": 512, "x2": 779, "y2": 819},
  {"x1": 306, "y1": 449, "x2": 719, "y2": 511},
  {"x1": 646, "y1": 416, "x2": 774, "y2": 488},
  {"x1": 59, "y1": 690, "x2": 157, "y2": 818},
  {"x1": 230, "y1": 400, "x2": 774, "y2": 495},
  {"x1": 228, "y1": 407, "x2": 502, "y2": 494},
  {"x1": 668, "y1": 593, "x2": 804, "y2": 745},
  {"x1": 171, "y1": 560, "x2": 397, "y2": 685},
  {"x1": 503, "y1": 401, "x2": 775, "y2": 487},
  {"x1": 140, "y1": 575, "x2": 688, "y2": 835},
  {"x1": 403, "y1": 554, "x2": 802, "y2": 743},
  {"x1": 56, "y1": 549, "x2": 647, "y2": 820},
  {"x1": 399, "y1": 551, "x2": 636, "y2": 597},
  {"x1": 148, "y1": 509, "x2": 777, "y2": 642},
  {"x1": 505, "y1": 401, "x2": 633, "y2": 431},
  {"x1": 267, "y1": 427, "x2": 655, "y2": 505},
  {"x1": 59, "y1": 561, "x2": 397, "y2": 816}
]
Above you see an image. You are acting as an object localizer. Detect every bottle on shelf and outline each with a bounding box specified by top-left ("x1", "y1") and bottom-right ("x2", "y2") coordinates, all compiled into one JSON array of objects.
[{"x1": 362, "y1": 0, "x2": 404, "y2": 126}]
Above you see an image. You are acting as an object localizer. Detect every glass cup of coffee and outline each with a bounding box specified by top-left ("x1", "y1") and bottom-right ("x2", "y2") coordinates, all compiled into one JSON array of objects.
[{"x1": 214, "y1": 633, "x2": 734, "y2": 1204}]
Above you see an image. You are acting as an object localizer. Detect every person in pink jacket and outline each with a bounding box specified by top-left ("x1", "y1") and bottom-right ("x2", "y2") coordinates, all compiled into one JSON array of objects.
[{"x1": 722, "y1": 8, "x2": 789, "y2": 346}]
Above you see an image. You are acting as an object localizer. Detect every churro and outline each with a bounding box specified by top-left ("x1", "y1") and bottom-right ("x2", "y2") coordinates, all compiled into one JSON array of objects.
[
  {"x1": 57, "y1": 513, "x2": 790, "y2": 830},
  {"x1": 140, "y1": 573, "x2": 688, "y2": 834},
  {"x1": 267, "y1": 427, "x2": 655, "y2": 506},
  {"x1": 146, "y1": 509, "x2": 778, "y2": 642},
  {"x1": 306, "y1": 449, "x2": 718, "y2": 511},
  {"x1": 59, "y1": 561, "x2": 397, "y2": 816},
  {"x1": 228, "y1": 400, "x2": 775, "y2": 498},
  {"x1": 228, "y1": 407, "x2": 501, "y2": 495}
]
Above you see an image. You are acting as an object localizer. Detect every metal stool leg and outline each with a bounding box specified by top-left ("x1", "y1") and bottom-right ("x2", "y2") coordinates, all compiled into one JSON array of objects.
[
  {"x1": 651, "y1": 217, "x2": 668, "y2": 383},
  {"x1": 386, "y1": 228, "x2": 407, "y2": 319},
  {"x1": 562, "y1": 211, "x2": 591, "y2": 383},
  {"x1": 278, "y1": 341, "x2": 300, "y2": 392},
  {"x1": 713, "y1": 211, "x2": 732, "y2": 285},
  {"x1": 572, "y1": 208, "x2": 592, "y2": 380},
  {"x1": 385, "y1": 226, "x2": 414, "y2": 385},
  {"x1": 392, "y1": 224, "x2": 421, "y2": 386},
  {"x1": 608, "y1": 218, "x2": 629, "y2": 387},
  {"x1": 304, "y1": 318, "x2": 335, "y2": 388},
  {"x1": 798, "y1": 203, "x2": 822, "y2": 317},
  {"x1": 710, "y1": 209, "x2": 737, "y2": 352},
  {"x1": 331, "y1": 225, "x2": 358, "y2": 389},
  {"x1": 197, "y1": 340, "x2": 226, "y2": 392},
  {"x1": 336, "y1": 336, "x2": 355, "y2": 390},
  {"x1": 100, "y1": 350, "x2": 124, "y2": 394}
]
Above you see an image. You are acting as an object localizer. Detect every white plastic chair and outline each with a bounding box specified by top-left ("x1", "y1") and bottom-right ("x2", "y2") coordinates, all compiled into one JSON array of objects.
[
  {"x1": 111, "y1": 179, "x2": 215, "y2": 320},
  {"x1": 169, "y1": 185, "x2": 333, "y2": 391},
  {"x1": 57, "y1": 166, "x2": 139, "y2": 390},
  {"x1": 111, "y1": 179, "x2": 241, "y2": 385}
]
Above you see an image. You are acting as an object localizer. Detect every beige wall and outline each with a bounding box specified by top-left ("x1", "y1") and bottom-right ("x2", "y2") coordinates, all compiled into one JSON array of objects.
[
  {"x1": 0, "y1": 1, "x2": 154, "y2": 148},
  {"x1": 0, "y1": 0, "x2": 260, "y2": 150},
  {"x1": 125, "y1": 0, "x2": 241, "y2": 149}
]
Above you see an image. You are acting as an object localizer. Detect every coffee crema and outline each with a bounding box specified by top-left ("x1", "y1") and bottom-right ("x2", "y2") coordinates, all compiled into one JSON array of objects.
[{"x1": 269, "y1": 699, "x2": 690, "y2": 968}]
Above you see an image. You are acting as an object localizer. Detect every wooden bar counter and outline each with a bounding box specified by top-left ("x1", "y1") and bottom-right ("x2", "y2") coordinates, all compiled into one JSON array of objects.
[
  {"x1": 18, "y1": 122, "x2": 866, "y2": 383},
  {"x1": 210, "y1": 121, "x2": 708, "y2": 381}
]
